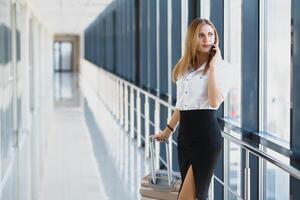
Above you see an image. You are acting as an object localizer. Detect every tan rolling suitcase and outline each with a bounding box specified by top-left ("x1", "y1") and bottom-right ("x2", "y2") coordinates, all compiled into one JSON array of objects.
[{"x1": 140, "y1": 136, "x2": 182, "y2": 200}]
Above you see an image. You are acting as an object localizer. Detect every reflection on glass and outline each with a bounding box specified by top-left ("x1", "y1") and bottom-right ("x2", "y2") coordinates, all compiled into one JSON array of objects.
[
  {"x1": 224, "y1": 0, "x2": 242, "y2": 125},
  {"x1": 264, "y1": 0, "x2": 291, "y2": 142},
  {"x1": 260, "y1": 1, "x2": 291, "y2": 197},
  {"x1": 263, "y1": 148, "x2": 289, "y2": 200},
  {"x1": 61, "y1": 42, "x2": 72, "y2": 71},
  {"x1": 224, "y1": 130, "x2": 242, "y2": 200},
  {"x1": 53, "y1": 42, "x2": 73, "y2": 72},
  {"x1": 200, "y1": 0, "x2": 210, "y2": 19},
  {"x1": 223, "y1": 1, "x2": 242, "y2": 199},
  {"x1": 54, "y1": 42, "x2": 60, "y2": 71},
  {"x1": 229, "y1": 142, "x2": 242, "y2": 197},
  {"x1": 0, "y1": 0, "x2": 13, "y2": 180}
]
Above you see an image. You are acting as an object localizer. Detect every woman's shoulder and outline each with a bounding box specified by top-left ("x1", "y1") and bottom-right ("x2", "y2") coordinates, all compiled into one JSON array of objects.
[
  {"x1": 175, "y1": 68, "x2": 189, "y2": 83},
  {"x1": 175, "y1": 75, "x2": 184, "y2": 84}
]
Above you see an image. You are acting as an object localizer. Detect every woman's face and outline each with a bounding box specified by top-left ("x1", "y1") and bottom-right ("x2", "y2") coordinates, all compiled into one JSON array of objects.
[{"x1": 196, "y1": 24, "x2": 216, "y2": 53}]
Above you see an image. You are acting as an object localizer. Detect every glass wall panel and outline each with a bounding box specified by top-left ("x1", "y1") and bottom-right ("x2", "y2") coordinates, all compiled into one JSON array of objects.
[
  {"x1": 224, "y1": 2, "x2": 243, "y2": 198},
  {"x1": 0, "y1": 0, "x2": 13, "y2": 180},
  {"x1": 54, "y1": 42, "x2": 60, "y2": 71},
  {"x1": 16, "y1": 3, "x2": 22, "y2": 135},
  {"x1": 200, "y1": 0, "x2": 210, "y2": 19},
  {"x1": 54, "y1": 42, "x2": 73, "y2": 72},
  {"x1": 159, "y1": 0, "x2": 168, "y2": 96},
  {"x1": 181, "y1": 0, "x2": 188, "y2": 56},
  {"x1": 224, "y1": 129, "x2": 242, "y2": 200},
  {"x1": 60, "y1": 42, "x2": 72, "y2": 71},
  {"x1": 262, "y1": 148, "x2": 289, "y2": 200},
  {"x1": 148, "y1": 0, "x2": 157, "y2": 91},
  {"x1": 259, "y1": 1, "x2": 291, "y2": 197},
  {"x1": 171, "y1": 0, "x2": 181, "y2": 104},
  {"x1": 224, "y1": 0, "x2": 242, "y2": 125},
  {"x1": 227, "y1": 143, "x2": 242, "y2": 199},
  {"x1": 260, "y1": 0, "x2": 291, "y2": 142}
]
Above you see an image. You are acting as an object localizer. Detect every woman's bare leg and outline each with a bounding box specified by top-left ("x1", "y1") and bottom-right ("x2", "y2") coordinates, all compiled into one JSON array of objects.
[{"x1": 178, "y1": 165, "x2": 196, "y2": 200}]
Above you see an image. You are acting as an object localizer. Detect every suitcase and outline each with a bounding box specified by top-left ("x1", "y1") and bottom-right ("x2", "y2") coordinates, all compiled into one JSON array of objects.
[{"x1": 140, "y1": 135, "x2": 182, "y2": 200}]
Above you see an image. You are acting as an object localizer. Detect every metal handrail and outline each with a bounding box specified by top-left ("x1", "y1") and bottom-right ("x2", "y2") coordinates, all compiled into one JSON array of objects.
[{"x1": 222, "y1": 131, "x2": 300, "y2": 180}]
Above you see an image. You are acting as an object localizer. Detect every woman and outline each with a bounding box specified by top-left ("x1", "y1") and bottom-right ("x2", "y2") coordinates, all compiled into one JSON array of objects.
[{"x1": 154, "y1": 18, "x2": 235, "y2": 200}]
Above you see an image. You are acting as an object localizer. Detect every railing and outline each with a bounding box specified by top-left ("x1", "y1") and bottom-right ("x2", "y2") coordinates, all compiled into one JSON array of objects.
[{"x1": 81, "y1": 60, "x2": 300, "y2": 200}]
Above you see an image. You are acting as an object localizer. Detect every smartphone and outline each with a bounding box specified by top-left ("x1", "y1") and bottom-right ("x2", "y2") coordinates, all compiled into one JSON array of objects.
[{"x1": 209, "y1": 44, "x2": 216, "y2": 57}]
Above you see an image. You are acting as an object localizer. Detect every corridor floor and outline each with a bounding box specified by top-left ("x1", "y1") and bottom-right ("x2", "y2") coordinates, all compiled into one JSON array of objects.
[{"x1": 40, "y1": 73, "x2": 148, "y2": 200}]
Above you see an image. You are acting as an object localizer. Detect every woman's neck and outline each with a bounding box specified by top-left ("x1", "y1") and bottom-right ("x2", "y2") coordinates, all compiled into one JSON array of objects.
[{"x1": 194, "y1": 52, "x2": 209, "y2": 69}]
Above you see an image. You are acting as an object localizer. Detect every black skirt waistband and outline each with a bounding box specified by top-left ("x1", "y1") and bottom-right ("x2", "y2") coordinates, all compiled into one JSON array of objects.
[
  {"x1": 178, "y1": 109, "x2": 220, "y2": 142},
  {"x1": 180, "y1": 109, "x2": 216, "y2": 121}
]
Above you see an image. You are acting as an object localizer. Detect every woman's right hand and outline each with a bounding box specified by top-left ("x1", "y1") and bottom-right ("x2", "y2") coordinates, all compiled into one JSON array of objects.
[{"x1": 154, "y1": 129, "x2": 172, "y2": 142}]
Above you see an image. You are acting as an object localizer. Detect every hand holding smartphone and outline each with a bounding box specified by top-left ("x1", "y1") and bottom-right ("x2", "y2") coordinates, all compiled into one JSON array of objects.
[
  {"x1": 208, "y1": 43, "x2": 221, "y2": 68},
  {"x1": 209, "y1": 44, "x2": 217, "y2": 57}
]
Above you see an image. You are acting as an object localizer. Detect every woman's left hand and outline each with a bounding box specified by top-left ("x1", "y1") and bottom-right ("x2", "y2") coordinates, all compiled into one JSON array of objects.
[{"x1": 210, "y1": 44, "x2": 222, "y2": 68}]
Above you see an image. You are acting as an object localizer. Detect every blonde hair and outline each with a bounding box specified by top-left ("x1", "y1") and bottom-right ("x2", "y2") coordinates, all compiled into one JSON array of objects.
[{"x1": 172, "y1": 18, "x2": 219, "y2": 81}]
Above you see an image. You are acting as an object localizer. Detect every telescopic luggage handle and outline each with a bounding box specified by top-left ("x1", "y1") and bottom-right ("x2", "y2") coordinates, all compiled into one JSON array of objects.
[{"x1": 149, "y1": 135, "x2": 172, "y2": 186}]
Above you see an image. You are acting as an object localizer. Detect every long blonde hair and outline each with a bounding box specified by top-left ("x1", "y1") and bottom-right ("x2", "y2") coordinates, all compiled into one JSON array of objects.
[{"x1": 172, "y1": 18, "x2": 219, "y2": 81}]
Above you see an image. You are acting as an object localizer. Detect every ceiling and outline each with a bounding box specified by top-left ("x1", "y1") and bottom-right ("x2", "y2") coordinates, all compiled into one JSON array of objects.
[{"x1": 29, "y1": 0, "x2": 113, "y2": 34}]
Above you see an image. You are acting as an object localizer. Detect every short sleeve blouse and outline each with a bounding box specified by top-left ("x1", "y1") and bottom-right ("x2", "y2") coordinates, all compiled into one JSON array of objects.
[{"x1": 175, "y1": 59, "x2": 236, "y2": 110}]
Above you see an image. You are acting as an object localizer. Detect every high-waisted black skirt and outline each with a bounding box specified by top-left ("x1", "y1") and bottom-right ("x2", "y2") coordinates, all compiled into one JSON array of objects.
[{"x1": 177, "y1": 109, "x2": 223, "y2": 200}]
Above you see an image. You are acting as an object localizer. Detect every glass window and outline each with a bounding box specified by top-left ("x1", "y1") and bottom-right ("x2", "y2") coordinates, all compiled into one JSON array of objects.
[
  {"x1": 181, "y1": 0, "x2": 188, "y2": 56},
  {"x1": 54, "y1": 42, "x2": 73, "y2": 72},
  {"x1": 54, "y1": 42, "x2": 60, "y2": 71},
  {"x1": 200, "y1": 0, "x2": 210, "y2": 19},
  {"x1": 61, "y1": 42, "x2": 73, "y2": 71},
  {"x1": 259, "y1": 1, "x2": 291, "y2": 199},
  {"x1": 224, "y1": 131, "x2": 242, "y2": 200},
  {"x1": 0, "y1": 0, "x2": 13, "y2": 180},
  {"x1": 223, "y1": 1, "x2": 243, "y2": 199},
  {"x1": 260, "y1": 0, "x2": 291, "y2": 142},
  {"x1": 261, "y1": 147, "x2": 289, "y2": 200},
  {"x1": 224, "y1": 0, "x2": 242, "y2": 125}
]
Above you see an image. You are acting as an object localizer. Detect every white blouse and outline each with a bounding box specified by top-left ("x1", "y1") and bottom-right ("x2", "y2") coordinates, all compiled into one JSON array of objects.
[{"x1": 175, "y1": 59, "x2": 236, "y2": 110}]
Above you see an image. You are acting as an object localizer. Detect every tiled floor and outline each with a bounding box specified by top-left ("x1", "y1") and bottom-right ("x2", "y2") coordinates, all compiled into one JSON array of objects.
[{"x1": 40, "y1": 72, "x2": 149, "y2": 200}]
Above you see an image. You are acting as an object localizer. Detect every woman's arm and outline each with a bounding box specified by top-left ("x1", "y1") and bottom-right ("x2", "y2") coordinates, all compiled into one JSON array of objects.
[
  {"x1": 164, "y1": 109, "x2": 180, "y2": 134},
  {"x1": 154, "y1": 109, "x2": 180, "y2": 141},
  {"x1": 207, "y1": 44, "x2": 224, "y2": 108},
  {"x1": 207, "y1": 65, "x2": 224, "y2": 108}
]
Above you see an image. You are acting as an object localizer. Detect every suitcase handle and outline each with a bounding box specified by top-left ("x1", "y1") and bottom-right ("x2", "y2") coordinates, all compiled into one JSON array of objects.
[{"x1": 149, "y1": 135, "x2": 172, "y2": 186}]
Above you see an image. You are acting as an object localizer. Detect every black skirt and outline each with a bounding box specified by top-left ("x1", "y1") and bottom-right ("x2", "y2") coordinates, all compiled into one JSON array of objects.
[{"x1": 177, "y1": 109, "x2": 223, "y2": 200}]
